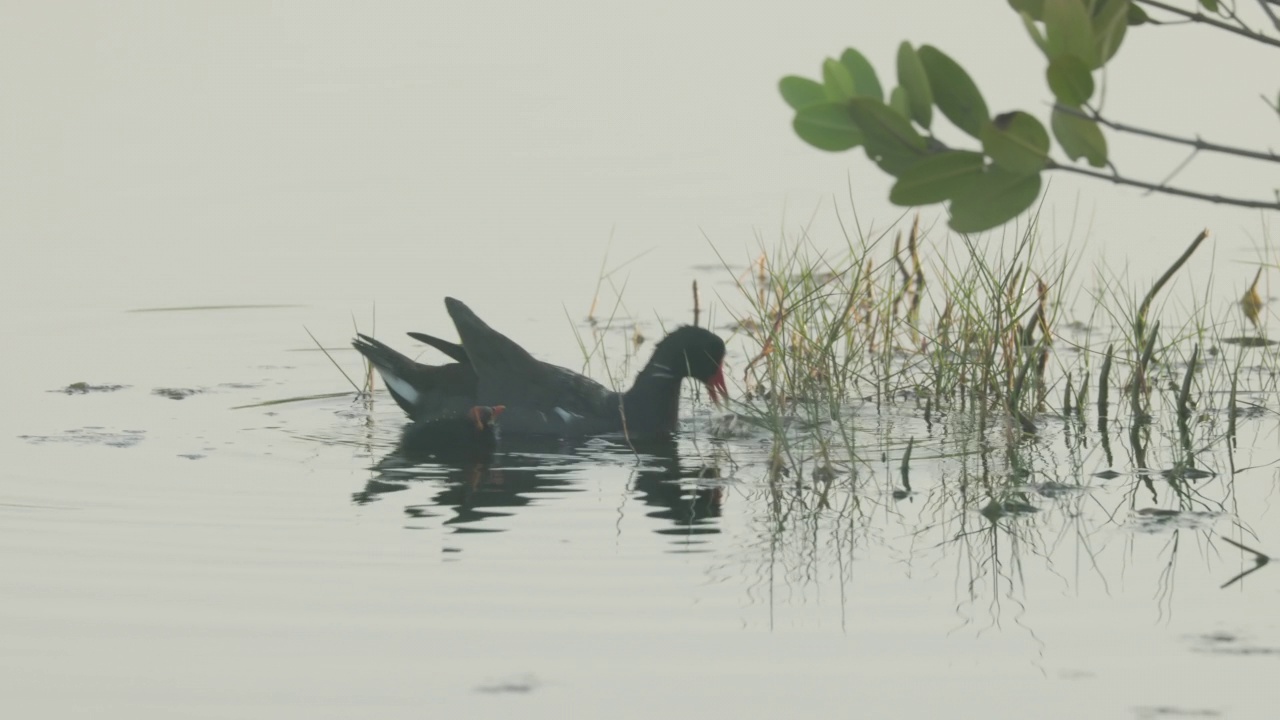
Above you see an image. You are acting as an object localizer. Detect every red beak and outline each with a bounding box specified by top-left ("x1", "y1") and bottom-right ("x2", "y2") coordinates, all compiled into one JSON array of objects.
[{"x1": 705, "y1": 366, "x2": 728, "y2": 405}]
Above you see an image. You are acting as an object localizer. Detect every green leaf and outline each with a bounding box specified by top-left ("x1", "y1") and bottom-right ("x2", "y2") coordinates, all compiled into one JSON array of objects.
[
  {"x1": 1007, "y1": 0, "x2": 1045, "y2": 19},
  {"x1": 1044, "y1": 0, "x2": 1097, "y2": 67},
  {"x1": 948, "y1": 167, "x2": 1043, "y2": 233},
  {"x1": 1051, "y1": 105, "x2": 1108, "y2": 166},
  {"x1": 1046, "y1": 54, "x2": 1094, "y2": 105},
  {"x1": 982, "y1": 112, "x2": 1050, "y2": 175},
  {"x1": 779, "y1": 76, "x2": 827, "y2": 110},
  {"x1": 1020, "y1": 11, "x2": 1049, "y2": 53},
  {"x1": 846, "y1": 97, "x2": 928, "y2": 175},
  {"x1": 1092, "y1": 0, "x2": 1129, "y2": 64},
  {"x1": 890, "y1": 151, "x2": 986, "y2": 206},
  {"x1": 793, "y1": 102, "x2": 864, "y2": 151},
  {"x1": 1199, "y1": 0, "x2": 1219, "y2": 11},
  {"x1": 918, "y1": 46, "x2": 989, "y2": 139},
  {"x1": 896, "y1": 42, "x2": 933, "y2": 128},
  {"x1": 888, "y1": 86, "x2": 911, "y2": 118},
  {"x1": 823, "y1": 58, "x2": 856, "y2": 101},
  {"x1": 840, "y1": 48, "x2": 883, "y2": 101},
  {"x1": 1127, "y1": 3, "x2": 1149, "y2": 24}
]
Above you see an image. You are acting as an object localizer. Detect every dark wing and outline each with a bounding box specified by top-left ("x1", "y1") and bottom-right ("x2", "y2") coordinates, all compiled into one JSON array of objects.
[
  {"x1": 538, "y1": 363, "x2": 623, "y2": 420},
  {"x1": 444, "y1": 298, "x2": 624, "y2": 431},
  {"x1": 444, "y1": 297, "x2": 561, "y2": 405}
]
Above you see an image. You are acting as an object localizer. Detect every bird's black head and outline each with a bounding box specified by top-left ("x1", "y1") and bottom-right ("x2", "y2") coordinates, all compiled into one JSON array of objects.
[{"x1": 648, "y1": 326, "x2": 728, "y2": 403}]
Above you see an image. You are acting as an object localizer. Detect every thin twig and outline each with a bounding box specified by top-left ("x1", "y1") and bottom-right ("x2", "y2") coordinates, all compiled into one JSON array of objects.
[
  {"x1": 1219, "y1": 534, "x2": 1271, "y2": 589},
  {"x1": 1053, "y1": 104, "x2": 1280, "y2": 165},
  {"x1": 1136, "y1": 229, "x2": 1211, "y2": 338},
  {"x1": 1261, "y1": 0, "x2": 1280, "y2": 31},
  {"x1": 1221, "y1": 535, "x2": 1271, "y2": 562},
  {"x1": 692, "y1": 279, "x2": 701, "y2": 327},
  {"x1": 1046, "y1": 162, "x2": 1280, "y2": 210},
  {"x1": 1134, "y1": 0, "x2": 1280, "y2": 49},
  {"x1": 304, "y1": 326, "x2": 363, "y2": 394},
  {"x1": 1145, "y1": 147, "x2": 1200, "y2": 196}
]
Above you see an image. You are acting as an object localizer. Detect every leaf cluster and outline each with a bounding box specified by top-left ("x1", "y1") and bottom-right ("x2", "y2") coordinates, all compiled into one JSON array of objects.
[{"x1": 781, "y1": 0, "x2": 1145, "y2": 232}]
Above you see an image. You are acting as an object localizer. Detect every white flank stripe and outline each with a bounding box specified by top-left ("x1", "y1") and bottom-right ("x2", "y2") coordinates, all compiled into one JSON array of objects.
[
  {"x1": 648, "y1": 362, "x2": 675, "y2": 379},
  {"x1": 383, "y1": 374, "x2": 419, "y2": 406}
]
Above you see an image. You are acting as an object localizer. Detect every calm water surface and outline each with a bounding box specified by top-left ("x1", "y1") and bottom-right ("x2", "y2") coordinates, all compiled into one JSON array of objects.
[
  {"x1": 5, "y1": 298, "x2": 1280, "y2": 719},
  {"x1": 4, "y1": 2, "x2": 1279, "y2": 718}
]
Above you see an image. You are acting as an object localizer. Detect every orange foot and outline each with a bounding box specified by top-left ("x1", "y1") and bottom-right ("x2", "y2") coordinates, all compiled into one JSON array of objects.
[{"x1": 469, "y1": 405, "x2": 506, "y2": 431}]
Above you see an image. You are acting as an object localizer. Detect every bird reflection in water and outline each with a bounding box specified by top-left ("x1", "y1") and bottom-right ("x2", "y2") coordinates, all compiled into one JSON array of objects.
[{"x1": 353, "y1": 425, "x2": 725, "y2": 538}]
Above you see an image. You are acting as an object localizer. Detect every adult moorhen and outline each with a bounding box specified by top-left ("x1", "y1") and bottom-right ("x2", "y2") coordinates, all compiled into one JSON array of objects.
[{"x1": 351, "y1": 297, "x2": 727, "y2": 439}]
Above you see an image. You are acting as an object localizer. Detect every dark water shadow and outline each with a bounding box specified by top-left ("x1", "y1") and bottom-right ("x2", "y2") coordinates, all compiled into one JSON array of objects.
[
  {"x1": 354, "y1": 428, "x2": 726, "y2": 539},
  {"x1": 127, "y1": 304, "x2": 303, "y2": 313}
]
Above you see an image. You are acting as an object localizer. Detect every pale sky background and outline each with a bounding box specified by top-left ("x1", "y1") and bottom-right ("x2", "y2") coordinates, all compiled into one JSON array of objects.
[
  {"x1": 2, "y1": 8, "x2": 1278, "y2": 716},
  {"x1": 2, "y1": 1, "x2": 1276, "y2": 350}
]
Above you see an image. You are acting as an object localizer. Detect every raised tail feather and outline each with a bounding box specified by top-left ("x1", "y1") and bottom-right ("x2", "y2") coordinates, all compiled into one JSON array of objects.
[
  {"x1": 406, "y1": 331, "x2": 469, "y2": 364},
  {"x1": 351, "y1": 334, "x2": 478, "y2": 419},
  {"x1": 352, "y1": 334, "x2": 423, "y2": 415},
  {"x1": 443, "y1": 296, "x2": 539, "y2": 378}
]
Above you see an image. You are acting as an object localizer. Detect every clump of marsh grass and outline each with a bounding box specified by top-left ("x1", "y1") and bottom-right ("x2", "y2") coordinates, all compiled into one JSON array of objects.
[
  {"x1": 718, "y1": 208, "x2": 1071, "y2": 469},
  {"x1": 716, "y1": 203, "x2": 1258, "y2": 508}
]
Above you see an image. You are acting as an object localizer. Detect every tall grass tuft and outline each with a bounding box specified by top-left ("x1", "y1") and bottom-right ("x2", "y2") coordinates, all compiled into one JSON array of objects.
[{"x1": 716, "y1": 210, "x2": 1244, "y2": 493}]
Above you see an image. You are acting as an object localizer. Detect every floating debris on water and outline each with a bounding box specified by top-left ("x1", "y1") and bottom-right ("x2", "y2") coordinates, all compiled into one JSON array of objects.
[
  {"x1": 1131, "y1": 508, "x2": 1220, "y2": 533},
  {"x1": 51, "y1": 382, "x2": 129, "y2": 395},
  {"x1": 153, "y1": 388, "x2": 201, "y2": 400},
  {"x1": 1161, "y1": 466, "x2": 1216, "y2": 480},
  {"x1": 19, "y1": 428, "x2": 145, "y2": 448},
  {"x1": 474, "y1": 674, "x2": 540, "y2": 694},
  {"x1": 1034, "y1": 482, "x2": 1088, "y2": 498},
  {"x1": 128, "y1": 304, "x2": 302, "y2": 313},
  {"x1": 981, "y1": 499, "x2": 1039, "y2": 521},
  {"x1": 1220, "y1": 336, "x2": 1279, "y2": 347}
]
